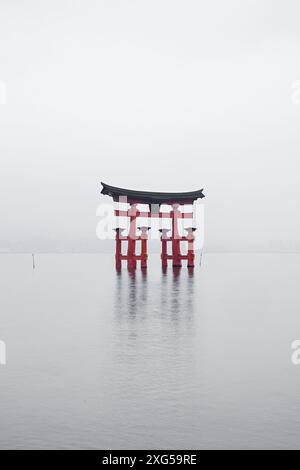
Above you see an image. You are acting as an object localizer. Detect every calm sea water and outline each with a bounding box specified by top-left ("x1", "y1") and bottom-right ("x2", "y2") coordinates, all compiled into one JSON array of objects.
[{"x1": 1, "y1": 253, "x2": 300, "y2": 450}]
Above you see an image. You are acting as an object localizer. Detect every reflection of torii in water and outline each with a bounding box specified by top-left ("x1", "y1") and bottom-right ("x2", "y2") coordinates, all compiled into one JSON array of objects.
[
  {"x1": 100, "y1": 182, "x2": 205, "y2": 271},
  {"x1": 113, "y1": 269, "x2": 195, "y2": 339}
]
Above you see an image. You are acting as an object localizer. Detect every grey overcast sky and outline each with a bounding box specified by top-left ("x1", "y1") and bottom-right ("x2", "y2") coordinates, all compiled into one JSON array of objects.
[{"x1": 0, "y1": 0, "x2": 300, "y2": 249}]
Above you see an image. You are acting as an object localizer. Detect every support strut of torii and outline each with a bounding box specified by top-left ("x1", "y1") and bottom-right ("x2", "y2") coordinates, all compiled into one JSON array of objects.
[{"x1": 101, "y1": 182, "x2": 205, "y2": 271}]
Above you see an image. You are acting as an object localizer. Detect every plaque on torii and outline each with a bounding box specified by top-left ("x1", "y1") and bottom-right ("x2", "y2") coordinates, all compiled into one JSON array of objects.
[{"x1": 101, "y1": 182, "x2": 205, "y2": 271}]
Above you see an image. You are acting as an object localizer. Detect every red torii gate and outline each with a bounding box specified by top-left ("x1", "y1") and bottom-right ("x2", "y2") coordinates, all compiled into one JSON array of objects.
[{"x1": 101, "y1": 182, "x2": 205, "y2": 271}]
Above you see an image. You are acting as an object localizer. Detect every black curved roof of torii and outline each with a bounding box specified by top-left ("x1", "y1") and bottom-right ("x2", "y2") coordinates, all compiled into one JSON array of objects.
[{"x1": 101, "y1": 182, "x2": 205, "y2": 205}]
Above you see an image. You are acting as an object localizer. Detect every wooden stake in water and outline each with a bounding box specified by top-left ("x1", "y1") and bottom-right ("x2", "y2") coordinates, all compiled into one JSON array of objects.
[{"x1": 32, "y1": 253, "x2": 35, "y2": 269}]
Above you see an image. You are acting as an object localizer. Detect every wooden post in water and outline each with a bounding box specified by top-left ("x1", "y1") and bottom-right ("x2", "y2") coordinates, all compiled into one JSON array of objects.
[
  {"x1": 127, "y1": 203, "x2": 138, "y2": 271},
  {"x1": 138, "y1": 226, "x2": 151, "y2": 269},
  {"x1": 159, "y1": 228, "x2": 170, "y2": 270},
  {"x1": 114, "y1": 228, "x2": 125, "y2": 272},
  {"x1": 186, "y1": 227, "x2": 196, "y2": 268},
  {"x1": 171, "y1": 204, "x2": 182, "y2": 268}
]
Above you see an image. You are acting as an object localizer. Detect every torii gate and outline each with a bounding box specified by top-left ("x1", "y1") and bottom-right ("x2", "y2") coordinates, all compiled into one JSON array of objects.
[{"x1": 101, "y1": 182, "x2": 205, "y2": 271}]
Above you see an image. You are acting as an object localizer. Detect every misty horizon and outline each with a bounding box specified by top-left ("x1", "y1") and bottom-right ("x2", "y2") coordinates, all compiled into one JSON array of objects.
[{"x1": 2, "y1": 238, "x2": 300, "y2": 253}]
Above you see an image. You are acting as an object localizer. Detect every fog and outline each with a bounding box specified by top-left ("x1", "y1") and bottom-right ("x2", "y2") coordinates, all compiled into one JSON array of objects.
[{"x1": 0, "y1": 0, "x2": 300, "y2": 251}]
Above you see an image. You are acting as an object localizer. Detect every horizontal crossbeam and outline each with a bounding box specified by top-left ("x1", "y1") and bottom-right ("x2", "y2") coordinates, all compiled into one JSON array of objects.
[
  {"x1": 117, "y1": 236, "x2": 193, "y2": 241},
  {"x1": 165, "y1": 255, "x2": 190, "y2": 260},
  {"x1": 115, "y1": 210, "x2": 193, "y2": 219},
  {"x1": 119, "y1": 255, "x2": 147, "y2": 260}
]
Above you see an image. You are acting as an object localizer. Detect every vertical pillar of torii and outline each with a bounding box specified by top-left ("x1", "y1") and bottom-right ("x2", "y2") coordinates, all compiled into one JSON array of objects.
[
  {"x1": 159, "y1": 228, "x2": 170, "y2": 270},
  {"x1": 160, "y1": 203, "x2": 196, "y2": 269},
  {"x1": 114, "y1": 228, "x2": 125, "y2": 272},
  {"x1": 114, "y1": 201, "x2": 152, "y2": 271},
  {"x1": 186, "y1": 227, "x2": 196, "y2": 268},
  {"x1": 171, "y1": 203, "x2": 182, "y2": 268},
  {"x1": 127, "y1": 203, "x2": 138, "y2": 271},
  {"x1": 139, "y1": 226, "x2": 151, "y2": 269}
]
